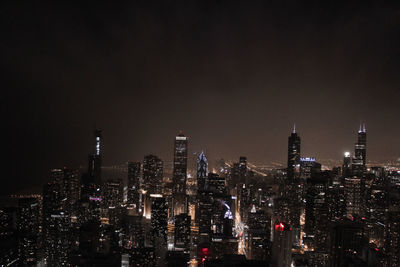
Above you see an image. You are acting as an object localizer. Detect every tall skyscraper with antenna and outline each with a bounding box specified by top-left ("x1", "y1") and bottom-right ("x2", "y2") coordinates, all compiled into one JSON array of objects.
[
  {"x1": 88, "y1": 129, "x2": 102, "y2": 185},
  {"x1": 287, "y1": 124, "x2": 301, "y2": 181},
  {"x1": 352, "y1": 123, "x2": 367, "y2": 177}
]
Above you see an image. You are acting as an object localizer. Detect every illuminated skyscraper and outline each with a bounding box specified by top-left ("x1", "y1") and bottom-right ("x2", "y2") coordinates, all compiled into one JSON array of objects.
[
  {"x1": 246, "y1": 210, "x2": 271, "y2": 260},
  {"x1": 127, "y1": 162, "x2": 141, "y2": 211},
  {"x1": 239, "y1": 156, "x2": 247, "y2": 172},
  {"x1": 17, "y1": 198, "x2": 40, "y2": 266},
  {"x1": 198, "y1": 192, "x2": 213, "y2": 243},
  {"x1": 0, "y1": 207, "x2": 19, "y2": 266},
  {"x1": 330, "y1": 219, "x2": 366, "y2": 266},
  {"x1": 207, "y1": 173, "x2": 226, "y2": 195},
  {"x1": 103, "y1": 179, "x2": 123, "y2": 225},
  {"x1": 88, "y1": 129, "x2": 102, "y2": 185},
  {"x1": 344, "y1": 177, "x2": 361, "y2": 217},
  {"x1": 151, "y1": 196, "x2": 168, "y2": 267},
  {"x1": 229, "y1": 156, "x2": 247, "y2": 188},
  {"x1": 367, "y1": 184, "x2": 387, "y2": 248},
  {"x1": 42, "y1": 182, "x2": 70, "y2": 266},
  {"x1": 143, "y1": 155, "x2": 163, "y2": 194},
  {"x1": 271, "y1": 222, "x2": 293, "y2": 267},
  {"x1": 50, "y1": 169, "x2": 65, "y2": 197},
  {"x1": 282, "y1": 125, "x2": 302, "y2": 246},
  {"x1": 299, "y1": 157, "x2": 321, "y2": 180},
  {"x1": 63, "y1": 168, "x2": 80, "y2": 216},
  {"x1": 122, "y1": 214, "x2": 145, "y2": 249},
  {"x1": 386, "y1": 205, "x2": 400, "y2": 266},
  {"x1": 342, "y1": 152, "x2": 352, "y2": 177},
  {"x1": 174, "y1": 213, "x2": 191, "y2": 251},
  {"x1": 173, "y1": 132, "x2": 188, "y2": 194},
  {"x1": 197, "y1": 151, "x2": 208, "y2": 192},
  {"x1": 239, "y1": 156, "x2": 247, "y2": 183},
  {"x1": 304, "y1": 175, "x2": 329, "y2": 254},
  {"x1": 172, "y1": 132, "x2": 188, "y2": 216},
  {"x1": 287, "y1": 124, "x2": 301, "y2": 181},
  {"x1": 352, "y1": 123, "x2": 366, "y2": 177}
]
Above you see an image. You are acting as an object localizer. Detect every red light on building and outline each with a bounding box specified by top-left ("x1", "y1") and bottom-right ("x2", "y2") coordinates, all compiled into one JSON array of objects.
[
  {"x1": 201, "y1": 247, "x2": 210, "y2": 264},
  {"x1": 275, "y1": 222, "x2": 285, "y2": 231},
  {"x1": 202, "y1": 247, "x2": 209, "y2": 255},
  {"x1": 275, "y1": 222, "x2": 292, "y2": 232}
]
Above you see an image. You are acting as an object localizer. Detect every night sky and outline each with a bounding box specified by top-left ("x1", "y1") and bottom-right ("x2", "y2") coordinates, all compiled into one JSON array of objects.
[{"x1": 2, "y1": 1, "x2": 400, "y2": 194}]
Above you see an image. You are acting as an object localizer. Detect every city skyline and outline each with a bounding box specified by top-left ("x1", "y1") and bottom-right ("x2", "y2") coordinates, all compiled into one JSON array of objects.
[
  {"x1": 2, "y1": 122, "x2": 400, "y2": 195},
  {"x1": 2, "y1": 122, "x2": 396, "y2": 197},
  {"x1": 3, "y1": 117, "x2": 399, "y2": 266},
  {"x1": 2, "y1": 2, "x2": 400, "y2": 266}
]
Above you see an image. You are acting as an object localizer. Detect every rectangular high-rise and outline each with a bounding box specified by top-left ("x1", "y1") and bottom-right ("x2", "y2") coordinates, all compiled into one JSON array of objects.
[
  {"x1": 352, "y1": 123, "x2": 366, "y2": 177},
  {"x1": 287, "y1": 125, "x2": 301, "y2": 181},
  {"x1": 172, "y1": 132, "x2": 188, "y2": 216},
  {"x1": 17, "y1": 197, "x2": 40, "y2": 266},
  {"x1": 173, "y1": 132, "x2": 188, "y2": 195},
  {"x1": 151, "y1": 196, "x2": 168, "y2": 267},
  {"x1": 128, "y1": 162, "x2": 141, "y2": 211},
  {"x1": 42, "y1": 182, "x2": 70, "y2": 266},
  {"x1": 272, "y1": 222, "x2": 293, "y2": 267},
  {"x1": 143, "y1": 155, "x2": 163, "y2": 195},
  {"x1": 174, "y1": 213, "x2": 191, "y2": 251},
  {"x1": 344, "y1": 177, "x2": 361, "y2": 217},
  {"x1": 88, "y1": 129, "x2": 102, "y2": 185}
]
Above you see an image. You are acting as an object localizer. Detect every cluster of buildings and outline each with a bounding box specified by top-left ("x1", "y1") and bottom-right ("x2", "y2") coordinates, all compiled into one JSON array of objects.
[{"x1": 0, "y1": 124, "x2": 399, "y2": 266}]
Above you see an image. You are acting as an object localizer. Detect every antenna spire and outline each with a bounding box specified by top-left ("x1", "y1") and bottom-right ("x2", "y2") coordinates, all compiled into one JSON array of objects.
[
  {"x1": 293, "y1": 123, "x2": 296, "y2": 134},
  {"x1": 359, "y1": 122, "x2": 366, "y2": 133}
]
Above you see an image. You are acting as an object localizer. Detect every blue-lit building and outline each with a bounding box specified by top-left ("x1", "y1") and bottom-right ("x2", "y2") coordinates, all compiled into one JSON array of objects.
[{"x1": 197, "y1": 151, "x2": 208, "y2": 192}]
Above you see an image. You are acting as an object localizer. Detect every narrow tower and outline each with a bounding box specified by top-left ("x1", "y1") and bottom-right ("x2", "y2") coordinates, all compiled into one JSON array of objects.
[
  {"x1": 88, "y1": 129, "x2": 102, "y2": 185},
  {"x1": 197, "y1": 151, "x2": 208, "y2": 192},
  {"x1": 352, "y1": 123, "x2": 367, "y2": 177},
  {"x1": 142, "y1": 155, "x2": 163, "y2": 194},
  {"x1": 173, "y1": 132, "x2": 188, "y2": 194},
  {"x1": 342, "y1": 152, "x2": 352, "y2": 177},
  {"x1": 287, "y1": 124, "x2": 301, "y2": 181}
]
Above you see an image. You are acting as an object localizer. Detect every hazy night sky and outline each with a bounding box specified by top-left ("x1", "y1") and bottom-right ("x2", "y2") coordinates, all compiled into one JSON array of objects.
[{"x1": 1, "y1": 1, "x2": 400, "y2": 194}]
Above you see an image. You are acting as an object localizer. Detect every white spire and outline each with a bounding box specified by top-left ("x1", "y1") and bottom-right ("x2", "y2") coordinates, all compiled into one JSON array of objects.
[
  {"x1": 251, "y1": 204, "x2": 256, "y2": 213},
  {"x1": 359, "y1": 122, "x2": 366, "y2": 133},
  {"x1": 293, "y1": 123, "x2": 296, "y2": 134}
]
